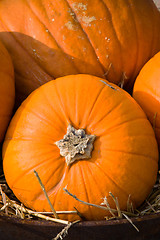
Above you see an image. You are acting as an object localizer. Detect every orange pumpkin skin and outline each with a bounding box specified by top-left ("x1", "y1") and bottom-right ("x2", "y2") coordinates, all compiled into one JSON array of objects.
[
  {"x1": 133, "y1": 51, "x2": 160, "y2": 150},
  {"x1": 0, "y1": 0, "x2": 160, "y2": 105},
  {"x1": 3, "y1": 74, "x2": 158, "y2": 221},
  {"x1": 0, "y1": 40, "x2": 15, "y2": 142}
]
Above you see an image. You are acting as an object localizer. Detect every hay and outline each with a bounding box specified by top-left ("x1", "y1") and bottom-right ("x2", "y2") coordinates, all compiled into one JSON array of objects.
[{"x1": 0, "y1": 169, "x2": 160, "y2": 236}]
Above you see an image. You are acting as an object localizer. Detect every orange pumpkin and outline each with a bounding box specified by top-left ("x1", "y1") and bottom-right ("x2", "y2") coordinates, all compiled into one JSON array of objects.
[
  {"x1": 0, "y1": 0, "x2": 160, "y2": 106},
  {"x1": 0, "y1": 40, "x2": 15, "y2": 142},
  {"x1": 3, "y1": 74, "x2": 158, "y2": 221},
  {"x1": 133, "y1": 51, "x2": 160, "y2": 151}
]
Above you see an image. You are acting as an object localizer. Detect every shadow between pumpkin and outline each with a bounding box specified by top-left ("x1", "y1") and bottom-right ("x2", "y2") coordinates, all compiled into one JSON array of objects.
[
  {"x1": 133, "y1": 91, "x2": 160, "y2": 158},
  {"x1": 0, "y1": 32, "x2": 107, "y2": 109}
]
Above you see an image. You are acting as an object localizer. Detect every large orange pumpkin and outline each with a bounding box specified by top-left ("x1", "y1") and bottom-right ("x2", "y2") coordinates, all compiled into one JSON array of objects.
[
  {"x1": 133, "y1": 51, "x2": 160, "y2": 151},
  {"x1": 3, "y1": 74, "x2": 158, "y2": 221},
  {"x1": 0, "y1": 40, "x2": 15, "y2": 142},
  {"x1": 0, "y1": 0, "x2": 159, "y2": 106}
]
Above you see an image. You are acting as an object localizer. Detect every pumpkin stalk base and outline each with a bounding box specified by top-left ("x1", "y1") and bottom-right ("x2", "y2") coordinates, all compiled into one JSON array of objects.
[{"x1": 55, "y1": 124, "x2": 96, "y2": 166}]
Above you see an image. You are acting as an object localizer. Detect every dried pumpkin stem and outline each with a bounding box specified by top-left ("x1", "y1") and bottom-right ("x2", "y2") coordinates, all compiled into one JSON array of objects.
[
  {"x1": 53, "y1": 220, "x2": 80, "y2": 240},
  {"x1": 0, "y1": 202, "x2": 9, "y2": 212},
  {"x1": 109, "y1": 192, "x2": 122, "y2": 218},
  {"x1": 34, "y1": 170, "x2": 59, "y2": 219},
  {"x1": 63, "y1": 188, "x2": 137, "y2": 217},
  {"x1": 12, "y1": 203, "x2": 69, "y2": 224},
  {"x1": 101, "y1": 196, "x2": 116, "y2": 218},
  {"x1": 55, "y1": 124, "x2": 96, "y2": 166},
  {"x1": 31, "y1": 210, "x2": 77, "y2": 215},
  {"x1": 122, "y1": 213, "x2": 139, "y2": 232},
  {"x1": 0, "y1": 185, "x2": 8, "y2": 215}
]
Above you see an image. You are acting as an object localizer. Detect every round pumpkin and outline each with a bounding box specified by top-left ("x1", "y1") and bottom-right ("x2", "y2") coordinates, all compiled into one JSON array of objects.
[
  {"x1": 0, "y1": 40, "x2": 15, "y2": 142},
  {"x1": 2, "y1": 74, "x2": 158, "y2": 221},
  {"x1": 0, "y1": 0, "x2": 159, "y2": 106},
  {"x1": 133, "y1": 51, "x2": 160, "y2": 151}
]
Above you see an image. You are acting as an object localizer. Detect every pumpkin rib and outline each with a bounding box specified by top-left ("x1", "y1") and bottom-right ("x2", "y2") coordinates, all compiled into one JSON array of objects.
[
  {"x1": 100, "y1": 0, "x2": 123, "y2": 80},
  {"x1": 64, "y1": 0, "x2": 106, "y2": 75},
  {"x1": 4, "y1": 133, "x2": 60, "y2": 143},
  {"x1": 9, "y1": 153, "x2": 63, "y2": 190},
  {"x1": 11, "y1": 37, "x2": 52, "y2": 86},
  {"x1": 20, "y1": 104, "x2": 58, "y2": 130},
  {"x1": 94, "y1": 157, "x2": 155, "y2": 205},
  {"x1": 78, "y1": 163, "x2": 94, "y2": 219},
  {"x1": 125, "y1": 0, "x2": 139, "y2": 82},
  {"x1": 88, "y1": 101, "x2": 147, "y2": 136},
  {"x1": 72, "y1": 163, "x2": 90, "y2": 205},
  {"x1": 40, "y1": 158, "x2": 66, "y2": 189},
  {"x1": 103, "y1": 121, "x2": 156, "y2": 138},
  {"x1": 31, "y1": 167, "x2": 68, "y2": 206},
  {"x1": 26, "y1": 1, "x2": 81, "y2": 75},
  {"x1": 47, "y1": 163, "x2": 89, "y2": 219},
  {"x1": 31, "y1": 163, "x2": 67, "y2": 203},
  {"x1": 72, "y1": 79, "x2": 110, "y2": 128},
  {"x1": 10, "y1": 33, "x2": 55, "y2": 84},
  {"x1": 85, "y1": 82, "x2": 122, "y2": 130},
  {"x1": 53, "y1": 80, "x2": 73, "y2": 125},
  {"x1": 52, "y1": 77, "x2": 107, "y2": 129},
  {"x1": 99, "y1": 117, "x2": 149, "y2": 136},
  {"x1": 98, "y1": 149, "x2": 158, "y2": 185},
  {"x1": 85, "y1": 84, "x2": 107, "y2": 123},
  {"x1": 93, "y1": 161, "x2": 136, "y2": 203},
  {"x1": 28, "y1": 0, "x2": 100, "y2": 76},
  {"x1": 14, "y1": 69, "x2": 50, "y2": 91},
  {"x1": 42, "y1": 166, "x2": 66, "y2": 194},
  {"x1": 40, "y1": 174, "x2": 68, "y2": 214},
  {"x1": 86, "y1": 83, "x2": 145, "y2": 132},
  {"x1": 125, "y1": 0, "x2": 160, "y2": 90},
  {"x1": 31, "y1": 0, "x2": 105, "y2": 77},
  {"x1": 84, "y1": 161, "x2": 117, "y2": 205},
  {"x1": 99, "y1": 0, "x2": 124, "y2": 81},
  {"x1": 26, "y1": 0, "x2": 79, "y2": 78},
  {"x1": 41, "y1": 85, "x2": 70, "y2": 129},
  {"x1": 100, "y1": 146, "x2": 158, "y2": 163},
  {"x1": 88, "y1": 99, "x2": 123, "y2": 131},
  {"x1": 0, "y1": 4, "x2": 76, "y2": 86},
  {"x1": 84, "y1": 162, "x2": 105, "y2": 198},
  {"x1": 65, "y1": 0, "x2": 121, "y2": 79},
  {"x1": 0, "y1": 14, "x2": 54, "y2": 84},
  {"x1": 18, "y1": 93, "x2": 66, "y2": 135}
]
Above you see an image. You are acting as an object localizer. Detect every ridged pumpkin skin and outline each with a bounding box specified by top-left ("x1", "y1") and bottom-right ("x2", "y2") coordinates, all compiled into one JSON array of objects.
[
  {"x1": 133, "y1": 51, "x2": 160, "y2": 150},
  {"x1": 3, "y1": 74, "x2": 158, "y2": 221},
  {"x1": 0, "y1": 0, "x2": 160, "y2": 105},
  {"x1": 0, "y1": 40, "x2": 15, "y2": 142}
]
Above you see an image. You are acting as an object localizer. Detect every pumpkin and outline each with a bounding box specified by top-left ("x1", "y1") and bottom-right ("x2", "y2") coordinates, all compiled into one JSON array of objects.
[
  {"x1": 133, "y1": 51, "x2": 160, "y2": 151},
  {"x1": 3, "y1": 74, "x2": 158, "y2": 221},
  {"x1": 0, "y1": 0, "x2": 159, "y2": 106},
  {"x1": 0, "y1": 40, "x2": 15, "y2": 142}
]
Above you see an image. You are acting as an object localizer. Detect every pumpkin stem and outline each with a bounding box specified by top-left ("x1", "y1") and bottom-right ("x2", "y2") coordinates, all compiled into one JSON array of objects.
[{"x1": 55, "y1": 124, "x2": 96, "y2": 166}]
